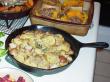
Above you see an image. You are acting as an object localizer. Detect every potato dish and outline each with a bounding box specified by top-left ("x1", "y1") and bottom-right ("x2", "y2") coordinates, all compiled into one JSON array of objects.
[
  {"x1": 9, "y1": 30, "x2": 74, "y2": 69},
  {"x1": 0, "y1": 0, "x2": 33, "y2": 13},
  {"x1": 35, "y1": 0, "x2": 88, "y2": 24}
]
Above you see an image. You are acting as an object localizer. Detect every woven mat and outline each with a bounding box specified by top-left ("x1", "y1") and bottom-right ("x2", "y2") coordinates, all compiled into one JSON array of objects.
[{"x1": 0, "y1": 16, "x2": 28, "y2": 34}]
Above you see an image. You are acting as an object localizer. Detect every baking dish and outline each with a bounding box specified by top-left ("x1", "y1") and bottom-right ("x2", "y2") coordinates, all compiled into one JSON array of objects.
[{"x1": 30, "y1": 0, "x2": 94, "y2": 36}]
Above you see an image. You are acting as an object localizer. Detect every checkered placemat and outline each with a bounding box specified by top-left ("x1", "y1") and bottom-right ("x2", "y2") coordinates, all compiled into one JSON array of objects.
[{"x1": 0, "y1": 16, "x2": 29, "y2": 34}]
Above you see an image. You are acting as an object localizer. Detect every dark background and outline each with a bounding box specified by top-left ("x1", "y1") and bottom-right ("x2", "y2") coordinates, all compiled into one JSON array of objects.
[{"x1": 94, "y1": 0, "x2": 110, "y2": 27}]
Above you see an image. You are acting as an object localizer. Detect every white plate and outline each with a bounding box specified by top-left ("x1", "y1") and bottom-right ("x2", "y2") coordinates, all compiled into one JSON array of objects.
[{"x1": 0, "y1": 67, "x2": 33, "y2": 82}]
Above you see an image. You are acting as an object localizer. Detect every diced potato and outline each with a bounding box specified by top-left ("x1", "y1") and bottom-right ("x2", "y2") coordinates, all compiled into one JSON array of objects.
[
  {"x1": 34, "y1": 48, "x2": 44, "y2": 55},
  {"x1": 57, "y1": 42, "x2": 70, "y2": 52},
  {"x1": 42, "y1": 35, "x2": 55, "y2": 46},
  {"x1": 9, "y1": 43, "x2": 17, "y2": 49},
  {"x1": 54, "y1": 34, "x2": 64, "y2": 45},
  {"x1": 46, "y1": 53, "x2": 60, "y2": 64},
  {"x1": 15, "y1": 55, "x2": 25, "y2": 63},
  {"x1": 12, "y1": 38, "x2": 22, "y2": 45},
  {"x1": 37, "y1": 56, "x2": 50, "y2": 69}
]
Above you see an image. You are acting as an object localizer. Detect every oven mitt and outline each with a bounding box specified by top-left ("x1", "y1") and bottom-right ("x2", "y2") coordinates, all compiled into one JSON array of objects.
[{"x1": 0, "y1": 49, "x2": 7, "y2": 57}]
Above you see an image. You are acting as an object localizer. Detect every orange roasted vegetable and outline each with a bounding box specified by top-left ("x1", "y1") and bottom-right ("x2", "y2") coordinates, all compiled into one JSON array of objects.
[
  {"x1": 63, "y1": 0, "x2": 84, "y2": 7},
  {"x1": 66, "y1": 10, "x2": 83, "y2": 20},
  {"x1": 8, "y1": 6, "x2": 23, "y2": 12},
  {"x1": 25, "y1": 0, "x2": 34, "y2": 8},
  {"x1": 0, "y1": 6, "x2": 8, "y2": 12},
  {"x1": 14, "y1": 6, "x2": 22, "y2": 12},
  {"x1": 66, "y1": 9, "x2": 88, "y2": 24}
]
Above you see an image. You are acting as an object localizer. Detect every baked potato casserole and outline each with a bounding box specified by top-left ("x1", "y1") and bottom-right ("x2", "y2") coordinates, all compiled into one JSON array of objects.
[
  {"x1": 35, "y1": 0, "x2": 88, "y2": 24},
  {"x1": 9, "y1": 30, "x2": 74, "y2": 69}
]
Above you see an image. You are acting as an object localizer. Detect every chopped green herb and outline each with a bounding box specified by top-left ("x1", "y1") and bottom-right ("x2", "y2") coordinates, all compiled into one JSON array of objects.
[
  {"x1": 42, "y1": 48, "x2": 48, "y2": 52},
  {"x1": 0, "y1": 49, "x2": 7, "y2": 57},
  {"x1": 36, "y1": 43, "x2": 42, "y2": 49},
  {"x1": 0, "y1": 41, "x2": 4, "y2": 47}
]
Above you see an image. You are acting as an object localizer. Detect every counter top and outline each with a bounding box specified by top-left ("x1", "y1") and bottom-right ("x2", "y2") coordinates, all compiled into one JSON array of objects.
[{"x1": 0, "y1": 2, "x2": 100, "y2": 82}]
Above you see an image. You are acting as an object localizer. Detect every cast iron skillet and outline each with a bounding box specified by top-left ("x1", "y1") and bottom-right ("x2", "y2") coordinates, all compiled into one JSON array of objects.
[{"x1": 5, "y1": 25, "x2": 109, "y2": 75}]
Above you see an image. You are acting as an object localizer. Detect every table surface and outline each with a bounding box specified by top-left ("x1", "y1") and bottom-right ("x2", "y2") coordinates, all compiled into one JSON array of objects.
[{"x1": 0, "y1": 2, "x2": 100, "y2": 82}]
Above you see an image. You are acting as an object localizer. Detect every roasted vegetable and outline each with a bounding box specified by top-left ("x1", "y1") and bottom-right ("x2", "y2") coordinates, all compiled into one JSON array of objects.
[
  {"x1": 0, "y1": 0, "x2": 33, "y2": 13},
  {"x1": 62, "y1": 0, "x2": 84, "y2": 7}
]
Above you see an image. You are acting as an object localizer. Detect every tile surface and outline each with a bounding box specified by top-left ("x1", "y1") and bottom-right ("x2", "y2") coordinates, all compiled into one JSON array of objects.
[
  {"x1": 94, "y1": 49, "x2": 110, "y2": 82},
  {"x1": 95, "y1": 61, "x2": 110, "y2": 77},
  {"x1": 96, "y1": 49, "x2": 110, "y2": 63},
  {"x1": 94, "y1": 75, "x2": 110, "y2": 82}
]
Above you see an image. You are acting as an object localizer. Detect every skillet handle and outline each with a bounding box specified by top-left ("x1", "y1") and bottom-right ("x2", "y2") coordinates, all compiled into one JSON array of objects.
[{"x1": 82, "y1": 42, "x2": 109, "y2": 48}]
